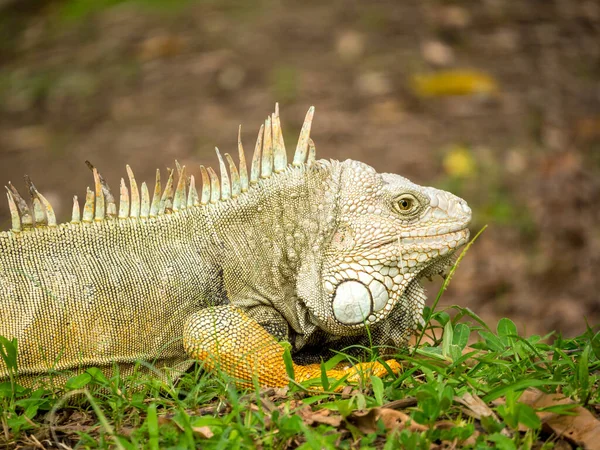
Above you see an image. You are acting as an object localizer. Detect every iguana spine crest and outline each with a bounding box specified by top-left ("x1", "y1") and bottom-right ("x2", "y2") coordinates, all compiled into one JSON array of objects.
[{"x1": 3, "y1": 104, "x2": 315, "y2": 234}]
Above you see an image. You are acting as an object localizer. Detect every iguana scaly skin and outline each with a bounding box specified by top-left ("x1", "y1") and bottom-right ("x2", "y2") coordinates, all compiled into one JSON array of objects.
[{"x1": 0, "y1": 105, "x2": 471, "y2": 388}]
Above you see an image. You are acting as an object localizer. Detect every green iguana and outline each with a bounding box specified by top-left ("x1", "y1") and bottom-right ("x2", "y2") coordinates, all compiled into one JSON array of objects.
[{"x1": 0, "y1": 105, "x2": 471, "y2": 388}]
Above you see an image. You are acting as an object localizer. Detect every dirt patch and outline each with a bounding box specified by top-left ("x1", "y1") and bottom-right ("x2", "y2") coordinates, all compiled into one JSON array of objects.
[{"x1": 1, "y1": 0, "x2": 599, "y2": 336}]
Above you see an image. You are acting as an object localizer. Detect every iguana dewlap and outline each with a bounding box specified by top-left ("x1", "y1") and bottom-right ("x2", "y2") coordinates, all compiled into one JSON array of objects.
[{"x1": 0, "y1": 105, "x2": 471, "y2": 388}]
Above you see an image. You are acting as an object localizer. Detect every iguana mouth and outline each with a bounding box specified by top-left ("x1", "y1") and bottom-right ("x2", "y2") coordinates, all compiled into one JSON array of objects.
[{"x1": 327, "y1": 226, "x2": 469, "y2": 329}]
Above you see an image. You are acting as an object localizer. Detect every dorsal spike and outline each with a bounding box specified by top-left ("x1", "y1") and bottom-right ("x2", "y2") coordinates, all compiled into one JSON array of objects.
[
  {"x1": 307, "y1": 138, "x2": 316, "y2": 166},
  {"x1": 238, "y1": 125, "x2": 249, "y2": 192},
  {"x1": 24, "y1": 176, "x2": 56, "y2": 227},
  {"x1": 261, "y1": 115, "x2": 273, "y2": 178},
  {"x1": 200, "y1": 166, "x2": 210, "y2": 205},
  {"x1": 126, "y1": 165, "x2": 140, "y2": 219},
  {"x1": 6, "y1": 191, "x2": 21, "y2": 232},
  {"x1": 215, "y1": 148, "x2": 231, "y2": 201},
  {"x1": 24, "y1": 176, "x2": 45, "y2": 227},
  {"x1": 118, "y1": 178, "x2": 130, "y2": 219},
  {"x1": 140, "y1": 182, "x2": 150, "y2": 218},
  {"x1": 293, "y1": 106, "x2": 315, "y2": 166},
  {"x1": 188, "y1": 175, "x2": 199, "y2": 206},
  {"x1": 36, "y1": 190, "x2": 56, "y2": 227},
  {"x1": 71, "y1": 195, "x2": 81, "y2": 224},
  {"x1": 86, "y1": 161, "x2": 115, "y2": 218},
  {"x1": 160, "y1": 169, "x2": 175, "y2": 214},
  {"x1": 82, "y1": 187, "x2": 95, "y2": 223},
  {"x1": 207, "y1": 167, "x2": 220, "y2": 204},
  {"x1": 173, "y1": 165, "x2": 187, "y2": 211},
  {"x1": 7, "y1": 182, "x2": 33, "y2": 229},
  {"x1": 31, "y1": 198, "x2": 45, "y2": 226},
  {"x1": 250, "y1": 124, "x2": 264, "y2": 184},
  {"x1": 272, "y1": 106, "x2": 287, "y2": 172},
  {"x1": 92, "y1": 168, "x2": 105, "y2": 221},
  {"x1": 150, "y1": 169, "x2": 161, "y2": 218},
  {"x1": 225, "y1": 153, "x2": 241, "y2": 198}
]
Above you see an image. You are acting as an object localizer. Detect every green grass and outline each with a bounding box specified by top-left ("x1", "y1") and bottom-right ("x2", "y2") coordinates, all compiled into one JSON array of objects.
[
  {"x1": 1, "y1": 314, "x2": 598, "y2": 448},
  {"x1": 1, "y1": 231, "x2": 598, "y2": 448}
]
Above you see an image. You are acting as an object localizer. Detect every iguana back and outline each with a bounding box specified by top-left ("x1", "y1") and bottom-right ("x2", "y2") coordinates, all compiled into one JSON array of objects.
[{"x1": 1, "y1": 208, "x2": 224, "y2": 380}]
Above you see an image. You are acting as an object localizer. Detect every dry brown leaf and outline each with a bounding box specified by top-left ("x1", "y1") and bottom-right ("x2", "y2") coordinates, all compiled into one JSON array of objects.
[
  {"x1": 311, "y1": 410, "x2": 343, "y2": 427},
  {"x1": 518, "y1": 388, "x2": 600, "y2": 448},
  {"x1": 191, "y1": 425, "x2": 214, "y2": 439},
  {"x1": 346, "y1": 409, "x2": 381, "y2": 434},
  {"x1": 347, "y1": 408, "x2": 427, "y2": 434},
  {"x1": 380, "y1": 408, "x2": 428, "y2": 432},
  {"x1": 157, "y1": 413, "x2": 215, "y2": 439},
  {"x1": 455, "y1": 392, "x2": 499, "y2": 420},
  {"x1": 341, "y1": 385, "x2": 354, "y2": 399},
  {"x1": 295, "y1": 405, "x2": 343, "y2": 427}
]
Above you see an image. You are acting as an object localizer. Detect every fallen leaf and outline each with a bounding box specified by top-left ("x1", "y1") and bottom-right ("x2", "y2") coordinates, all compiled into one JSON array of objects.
[
  {"x1": 341, "y1": 385, "x2": 354, "y2": 399},
  {"x1": 443, "y1": 145, "x2": 477, "y2": 178},
  {"x1": 295, "y1": 405, "x2": 343, "y2": 427},
  {"x1": 311, "y1": 409, "x2": 343, "y2": 427},
  {"x1": 347, "y1": 408, "x2": 427, "y2": 434},
  {"x1": 411, "y1": 70, "x2": 499, "y2": 97},
  {"x1": 518, "y1": 388, "x2": 600, "y2": 448},
  {"x1": 455, "y1": 392, "x2": 499, "y2": 421},
  {"x1": 191, "y1": 425, "x2": 214, "y2": 439}
]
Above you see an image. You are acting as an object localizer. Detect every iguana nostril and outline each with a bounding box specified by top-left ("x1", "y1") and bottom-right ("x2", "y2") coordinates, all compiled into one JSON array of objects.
[
  {"x1": 332, "y1": 280, "x2": 372, "y2": 324},
  {"x1": 460, "y1": 201, "x2": 472, "y2": 215}
]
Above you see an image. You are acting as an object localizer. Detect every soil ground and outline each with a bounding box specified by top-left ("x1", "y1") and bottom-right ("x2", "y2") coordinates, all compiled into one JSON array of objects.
[{"x1": 1, "y1": 0, "x2": 599, "y2": 336}]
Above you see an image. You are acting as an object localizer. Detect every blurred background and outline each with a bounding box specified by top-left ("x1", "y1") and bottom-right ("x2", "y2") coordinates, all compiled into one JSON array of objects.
[{"x1": 0, "y1": 0, "x2": 598, "y2": 337}]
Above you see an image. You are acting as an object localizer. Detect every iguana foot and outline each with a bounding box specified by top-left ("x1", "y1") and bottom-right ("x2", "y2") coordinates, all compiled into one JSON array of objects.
[
  {"x1": 183, "y1": 306, "x2": 401, "y2": 389},
  {"x1": 294, "y1": 359, "x2": 402, "y2": 385}
]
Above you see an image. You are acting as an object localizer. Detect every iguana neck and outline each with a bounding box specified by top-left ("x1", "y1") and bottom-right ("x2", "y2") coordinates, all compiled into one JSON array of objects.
[{"x1": 207, "y1": 161, "x2": 341, "y2": 339}]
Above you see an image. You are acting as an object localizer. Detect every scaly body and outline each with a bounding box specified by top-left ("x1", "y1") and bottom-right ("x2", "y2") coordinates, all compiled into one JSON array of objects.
[{"x1": 0, "y1": 105, "x2": 471, "y2": 387}]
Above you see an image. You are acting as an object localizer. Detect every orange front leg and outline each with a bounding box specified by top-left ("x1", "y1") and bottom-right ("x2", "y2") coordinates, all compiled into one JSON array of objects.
[{"x1": 183, "y1": 306, "x2": 401, "y2": 389}]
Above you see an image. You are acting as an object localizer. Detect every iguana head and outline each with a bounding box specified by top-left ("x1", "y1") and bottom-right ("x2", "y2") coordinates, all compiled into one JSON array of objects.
[{"x1": 301, "y1": 159, "x2": 471, "y2": 336}]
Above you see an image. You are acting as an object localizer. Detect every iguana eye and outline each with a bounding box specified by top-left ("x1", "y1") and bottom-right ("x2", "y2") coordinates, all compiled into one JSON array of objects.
[{"x1": 393, "y1": 194, "x2": 419, "y2": 214}]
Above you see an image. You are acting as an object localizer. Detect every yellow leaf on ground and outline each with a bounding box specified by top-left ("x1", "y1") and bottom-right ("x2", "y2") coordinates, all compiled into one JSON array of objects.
[
  {"x1": 443, "y1": 145, "x2": 477, "y2": 178},
  {"x1": 411, "y1": 70, "x2": 499, "y2": 97}
]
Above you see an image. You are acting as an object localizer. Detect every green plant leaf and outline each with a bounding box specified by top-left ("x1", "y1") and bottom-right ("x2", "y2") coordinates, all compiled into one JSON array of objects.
[
  {"x1": 282, "y1": 345, "x2": 295, "y2": 385},
  {"x1": 488, "y1": 432, "x2": 517, "y2": 450},
  {"x1": 442, "y1": 321, "x2": 453, "y2": 358},
  {"x1": 478, "y1": 330, "x2": 505, "y2": 352},
  {"x1": 484, "y1": 379, "x2": 560, "y2": 402},
  {"x1": 319, "y1": 361, "x2": 330, "y2": 392},
  {"x1": 497, "y1": 318, "x2": 518, "y2": 337},
  {"x1": 86, "y1": 367, "x2": 109, "y2": 385},
  {"x1": 517, "y1": 403, "x2": 541, "y2": 430},
  {"x1": 453, "y1": 323, "x2": 470, "y2": 350},
  {"x1": 577, "y1": 344, "x2": 591, "y2": 402},
  {"x1": 371, "y1": 375, "x2": 384, "y2": 406},
  {"x1": 147, "y1": 403, "x2": 159, "y2": 450},
  {"x1": 65, "y1": 372, "x2": 92, "y2": 390}
]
